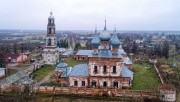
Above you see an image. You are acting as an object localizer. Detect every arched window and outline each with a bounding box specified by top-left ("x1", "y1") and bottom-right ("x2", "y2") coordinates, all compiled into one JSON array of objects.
[
  {"x1": 49, "y1": 28, "x2": 52, "y2": 34},
  {"x1": 74, "y1": 80, "x2": 78, "y2": 86},
  {"x1": 82, "y1": 81, "x2": 85, "y2": 86},
  {"x1": 103, "y1": 81, "x2": 107, "y2": 87},
  {"x1": 94, "y1": 65, "x2": 98, "y2": 73},
  {"x1": 113, "y1": 66, "x2": 116, "y2": 73},
  {"x1": 92, "y1": 80, "x2": 96, "y2": 87},
  {"x1": 113, "y1": 81, "x2": 118, "y2": 88},
  {"x1": 103, "y1": 65, "x2": 107, "y2": 73},
  {"x1": 48, "y1": 38, "x2": 51, "y2": 46},
  {"x1": 129, "y1": 80, "x2": 132, "y2": 85}
]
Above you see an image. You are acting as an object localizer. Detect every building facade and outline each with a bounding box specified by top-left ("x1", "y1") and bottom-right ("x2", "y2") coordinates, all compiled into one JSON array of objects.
[
  {"x1": 56, "y1": 20, "x2": 134, "y2": 89},
  {"x1": 6, "y1": 54, "x2": 28, "y2": 63},
  {"x1": 0, "y1": 68, "x2": 5, "y2": 77},
  {"x1": 43, "y1": 12, "x2": 59, "y2": 65}
]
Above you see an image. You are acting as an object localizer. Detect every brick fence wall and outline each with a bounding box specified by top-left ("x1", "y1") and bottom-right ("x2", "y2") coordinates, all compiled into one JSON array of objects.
[{"x1": 33, "y1": 86, "x2": 159, "y2": 99}]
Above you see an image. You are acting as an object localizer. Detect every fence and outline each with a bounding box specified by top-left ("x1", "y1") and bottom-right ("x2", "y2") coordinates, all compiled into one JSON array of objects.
[{"x1": 33, "y1": 86, "x2": 159, "y2": 99}]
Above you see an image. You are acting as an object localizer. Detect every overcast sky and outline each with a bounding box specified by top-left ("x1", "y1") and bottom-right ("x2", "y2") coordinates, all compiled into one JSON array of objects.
[{"x1": 0, "y1": 0, "x2": 180, "y2": 30}]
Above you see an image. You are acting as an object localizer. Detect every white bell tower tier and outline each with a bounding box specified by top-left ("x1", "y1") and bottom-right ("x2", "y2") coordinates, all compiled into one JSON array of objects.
[{"x1": 43, "y1": 12, "x2": 59, "y2": 65}]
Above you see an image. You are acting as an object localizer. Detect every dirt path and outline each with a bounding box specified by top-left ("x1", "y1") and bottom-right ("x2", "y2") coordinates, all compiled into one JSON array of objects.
[{"x1": 38, "y1": 71, "x2": 55, "y2": 85}]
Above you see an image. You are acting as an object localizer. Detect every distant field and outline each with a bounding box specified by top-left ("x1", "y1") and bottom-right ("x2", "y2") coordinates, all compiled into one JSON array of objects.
[{"x1": 132, "y1": 62, "x2": 161, "y2": 91}]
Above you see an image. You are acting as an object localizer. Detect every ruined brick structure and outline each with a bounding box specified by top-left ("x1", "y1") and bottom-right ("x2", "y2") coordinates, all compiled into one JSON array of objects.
[{"x1": 56, "y1": 20, "x2": 134, "y2": 89}]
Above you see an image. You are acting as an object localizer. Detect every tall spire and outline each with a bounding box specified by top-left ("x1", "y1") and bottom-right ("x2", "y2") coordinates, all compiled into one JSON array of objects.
[
  {"x1": 114, "y1": 24, "x2": 116, "y2": 33},
  {"x1": 104, "y1": 16, "x2": 107, "y2": 31},
  {"x1": 95, "y1": 24, "x2": 97, "y2": 34},
  {"x1": 50, "y1": 11, "x2": 53, "y2": 16}
]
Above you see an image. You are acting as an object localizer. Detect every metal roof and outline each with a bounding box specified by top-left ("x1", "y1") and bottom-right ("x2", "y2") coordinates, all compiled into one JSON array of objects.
[
  {"x1": 99, "y1": 30, "x2": 111, "y2": 41},
  {"x1": 88, "y1": 50, "x2": 122, "y2": 58},
  {"x1": 58, "y1": 47, "x2": 66, "y2": 52},
  {"x1": 91, "y1": 34, "x2": 100, "y2": 47},
  {"x1": 125, "y1": 57, "x2": 133, "y2": 64},
  {"x1": 111, "y1": 34, "x2": 121, "y2": 47},
  {"x1": 0, "y1": 70, "x2": 28, "y2": 89},
  {"x1": 55, "y1": 63, "x2": 68, "y2": 71},
  {"x1": 0, "y1": 68, "x2": 5, "y2": 71},
  {"x1": 118, "y1": 49, "x2": 127, "y2": 55},
  {"x1": 122, "y1": 65, "x2": 134, "y2": 78},
  {"x1": 76, "y1": 50, "x2": 92, "y2": 56},
  {"x1": 69, "y1": 64, "x2": 88, "y2": 77}
]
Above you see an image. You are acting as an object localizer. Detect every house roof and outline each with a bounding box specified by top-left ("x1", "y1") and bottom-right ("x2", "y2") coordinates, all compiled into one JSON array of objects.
[
  {"x1": 0, "y1": 70, "x2": 28, "y2": 89},
  {"x1": 69, "y1": 64, "x2": 88, "y2": 77},
  {"x1": 118, "y1": 48, "x2": 127, "y2": 55},
  {"x1": 89, "y1": 50, "x2": 123, "y2": 58},
  {"x1": 122, "y1": 65, "x2": 134, "y2": 78},
  {"x1": 55, "y1": 59, "x2": 68, "y2": 72},
  {"x1": 125, "y1": 57, "x2": 133, "y2": 64},
  {"x1": 61, "y1": 67, "x2": 72, "y2": 77},
  {"x1": 0, "y1": 67, "x2": 5, "y2": 71},
  {"x1": 76, "y1": 50, "x2": 92, "y2": 56},
  {"x1": 6, "y1": 54, "x2": 20, "y2": 59},
  {"x1": 58, "y1": 47, "x2": 66, "y2": 52},
  {"x1": 62, "y1": 50, "x2": 73, "y2": 56}
]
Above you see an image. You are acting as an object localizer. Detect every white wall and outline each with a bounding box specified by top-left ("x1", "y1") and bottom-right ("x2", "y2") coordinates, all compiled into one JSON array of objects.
[{"x1": 0, "y1": 69, "x2": 5, "y2": 77}]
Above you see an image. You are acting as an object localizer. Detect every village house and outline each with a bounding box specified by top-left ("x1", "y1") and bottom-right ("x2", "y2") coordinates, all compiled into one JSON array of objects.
[
  {"x1": 55, "y1": 20, "x2": 134, "y2": 89},
  {"x1": 6, "y1": 54, "x2": 28, "y2": 63},
  {"x1": 75, "y1": 50, "x2": 92, "y2": 60},
  {"x1": 0, "y1": 68, "x2": 6, "y2": 77}
]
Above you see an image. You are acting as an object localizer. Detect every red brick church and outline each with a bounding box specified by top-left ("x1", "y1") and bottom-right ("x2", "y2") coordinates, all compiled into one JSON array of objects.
[{"x1": 56, "y1": 20, "x2": 134, "y2": 88}]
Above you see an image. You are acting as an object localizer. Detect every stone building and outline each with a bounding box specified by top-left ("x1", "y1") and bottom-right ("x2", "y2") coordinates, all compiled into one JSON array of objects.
[
  {"x1": 43, "y1": 12, "x2": 59, "y2": 65},
  {"x1": 56, "y1": 20, "x2": 134, "y2": 88}
]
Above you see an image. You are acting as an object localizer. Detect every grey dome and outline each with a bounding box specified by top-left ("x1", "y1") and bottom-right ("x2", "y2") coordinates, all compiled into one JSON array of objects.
[
  {"x1": 99, "y1": 30, "x2": 111, "y2": 41},
  {"x1": 111, "y1": 33, "x2": 120, "y2": 47},
  {"x1": 55, "y1": 59, "x2": 68, "y2": 71},
  {"x1": 91, "y1": 34, "x2": 100, "y2": 47}
]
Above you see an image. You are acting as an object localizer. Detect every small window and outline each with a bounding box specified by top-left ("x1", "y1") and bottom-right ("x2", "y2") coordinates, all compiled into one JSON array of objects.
[
  {"x1": 113, "y1": 66, "x2": 116, "y2": 73},
  {"x1": 113, "y1": 81, "x2": 118, "y2": 88},
  {"x1": 49, "y1": 28, "x2": 52, "y2": 34},
  {"x1": 92, "y1": 81, "x2": 96, "y2": 87},
  {"x1": 48, "y1": 38, "x2": 51, "y2": 46},
  {"x1": 94, "y1": 66, "x2": 98, "y2": 73},
  {"x1": 82, "y1": 81, "x2": 85, "y2": 86},
  {"x1": 103, "y1": 81, "x2": 107, "y2": 87},
  {"x1": 129, "y1": 80, "x2": 131, "y2": 85},
  {"x1": 103, "y1": 65, "x2": 107, "y2": 73},
  {"x1": 74, "y1": 81, "x2": 78, "y2": 86}
]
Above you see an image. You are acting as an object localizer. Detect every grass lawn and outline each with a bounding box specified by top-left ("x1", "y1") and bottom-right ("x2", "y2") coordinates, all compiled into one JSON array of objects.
[
  {"x1": 132, "y1": 62, "x2": 161, "y2": 91},
  {"x1": 32, "y1": 65, "x2": 55, "y2": 81},
  {"x1": 31, "y1": 57, "x2": 87, "y2": 82},
  {"x1": 64, "y1": 57, "x2": 88, "y2": 67},
  {"x1": 16, "y1": 63, "x2": 31, "y2": 68}
]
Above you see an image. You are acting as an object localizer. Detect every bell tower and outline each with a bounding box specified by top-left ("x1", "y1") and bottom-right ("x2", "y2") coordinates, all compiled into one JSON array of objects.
[{"x1": 43, "y1": 12, "x2": 59, "y2": 65}]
